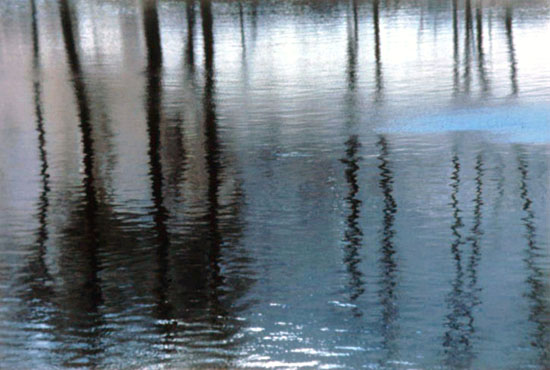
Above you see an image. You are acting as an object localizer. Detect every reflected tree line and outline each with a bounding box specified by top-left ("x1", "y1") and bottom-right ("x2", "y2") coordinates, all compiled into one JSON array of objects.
[
  {"x1": 452, "y1": 0, "x2": 518, "y2": 96},
  {"x1": 337, "y1": 2, "x2": 541, "y2": 366},
  {"x1": 516, "y1": 148, "x2": 550, "y2": 366},
  {"x1": 340, "y1": 0, "x2": 364, "y2": 319},
  {"x1": 443, "y1": 148, "x2": 484, "y2": 368},
  {"x1": 57, "y1": 0, "x2": 105, "y2": 362},
  {"x1": 19, "y1": 0, "x2": 55, "y2": 331},
  {"x1": 285, "y1": 0, "x2": 521, "y2": 98},
  {"x1": 340, "y1": 132, "x2": 549, "y2": 367},
  {"x1": 441, "y1": 146, "x2": 549, "y2": 368},
  {"x1": 376, "y1": 135, "x2": 399, "y2": 361},
  {"x1": 341, "y1": 1, "x2": 399, "y2": 351},
  {"x1": 14, "y1": 0, "x2": 545, "y2": 367},
  {"x1": 20, "y1": 0, "x2": 250, "y2": 366}
]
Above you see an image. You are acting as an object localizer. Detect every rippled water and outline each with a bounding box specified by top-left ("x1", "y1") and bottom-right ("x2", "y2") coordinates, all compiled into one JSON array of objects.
[{"x1": 1, "y1": 0, "x2": 549, "y2": 368}]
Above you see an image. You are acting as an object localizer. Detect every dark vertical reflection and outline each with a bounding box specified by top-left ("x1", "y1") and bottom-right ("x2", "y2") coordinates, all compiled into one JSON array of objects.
[
  {"x1": 347, "y1": 0, "x2": 358, "y2": 91},
  {"x1": 161, "y1": 3, "x2": 250, "y2": 361},
  {"x1": 417, "y1": 6, "x2": 425, "y2": 44},
  {"x1": 463, "y1": 0, "x2": 473, "y2": 94},
  {"x1": 22, "y1": 0, "x2": 54, "y2": 306},
  {"x1": 142, "y1": 0, "x2": 172, "y2": 325},
  {"x1": 467, "y1": 153, "x2": 483, "y2": 301},
  {"x1": 163, "y1": 118, "x2": 187, "y2": 199},
  {"x1": 238, "y1": 0, "x2": 250, "y2": 85},
  {"x1": 134, "y1": 3, "x2": 249, "y2": 361},
  {"x1": 30, "y1": 0, "x2": 41, "y2": 71},
  {"x1": 443, "y1": 151, "x2": 471, "y2": 368},
  {"x1": 59, "y1": 0, "x2": 102, "y2": 307},
  {"x1": 505, "y1": 6, "x2": 518, "y2": 95},
  {"x1": 185, "y1": 0, "x2": 195, "y2": 70},
  {"x1": 475, "y1": 4, "x2": 489, "y2": 93},
  {"x1": 238, "y1": 0, "x2": 251, "y2": 92},
  {"x1": 352, "y1": 0, "x2": 358, "y2": 48},
  {"x1": 516, "y1": 149, "x2": 550, "y2": 367},
  {"x1": 340, "y1": 0, "x2": 364, "y2": 316},
  {"x1": 376, "y1": 135, "x2": 399, "y2": 360},
  {"x1": 250, "y1": 0, "x2": 258, "y2": 43},
  {"x1": 443, "y1": 150, "x2": 483, "y2": 368},
  {"x1": 200, "y1": 0, "x2": 223, "y2": 304},
  {"x1": 494, "y1": 154, "x2": 505, "y2": 215},
  {"x1": 340, "y1": 136, "x2": 365, "y2": 315},
  {"x1": 239, "y1": 2, "x2": 246, "y2": 53},
  {"x1": 488, "y1": 7, "x2": 494, "y2": 48},
  {"x1": 201, "y1": 0, "x2": 214, "y2": 79},
  {"x1": 143, "y1": 0, "x2": 162, "y2": 68},
  {"x1": 32, "y1": 0, "x2": 49, "y2": 265},
  {"x1": 373, "y1": 0, "x2": 383, "y2": 100},
  {"x1": 452, "y1": 0, "x2": 460, "y2": 95},
  {"x1": 59, "y1": 0, "x2": 103, "y2": 364}
]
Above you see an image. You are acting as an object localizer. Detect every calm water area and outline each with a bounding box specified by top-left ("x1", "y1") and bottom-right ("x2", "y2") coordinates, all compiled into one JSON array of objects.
[{"x1": 0, "y1": 0, "x2": 549, "y2": 368}]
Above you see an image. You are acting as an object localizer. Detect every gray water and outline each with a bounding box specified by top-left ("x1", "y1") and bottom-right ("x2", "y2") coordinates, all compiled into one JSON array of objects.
[{"x1": 0, "y1": 0, "x2": 549, "y2": 368}]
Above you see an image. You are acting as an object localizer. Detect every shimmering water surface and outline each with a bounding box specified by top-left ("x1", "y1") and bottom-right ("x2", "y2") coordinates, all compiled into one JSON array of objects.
[{"x1": 1, "y1": 0, "x2": 549, "y2": 368}]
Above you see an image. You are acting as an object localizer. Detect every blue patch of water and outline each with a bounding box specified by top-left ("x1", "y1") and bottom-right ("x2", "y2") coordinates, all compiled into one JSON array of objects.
[{"x1": 385, "y1": 105, "x2": 550, "y2": 143}]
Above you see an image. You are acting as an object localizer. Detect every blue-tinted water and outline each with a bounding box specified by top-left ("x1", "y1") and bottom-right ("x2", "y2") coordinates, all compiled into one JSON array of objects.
[{"x1": 0, "y1": 0, "x2": 549, "y2": 368}]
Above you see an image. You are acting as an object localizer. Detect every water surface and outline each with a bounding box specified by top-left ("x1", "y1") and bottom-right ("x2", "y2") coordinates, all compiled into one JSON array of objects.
[{"x1": 0, "y1": 0, "x2": 549, "y2": 368}]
